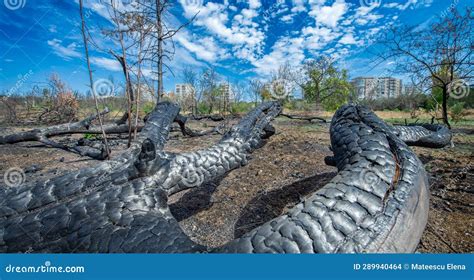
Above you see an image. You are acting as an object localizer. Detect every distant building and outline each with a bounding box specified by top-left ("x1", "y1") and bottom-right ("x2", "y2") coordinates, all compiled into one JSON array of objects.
[
  {"x1": 174, "y1": 83, "x2": 196, "y2": 113},
  {"x1": 352, "y1": 77, "x2": 403, "y2": 99},
  {"x1": 217, "y1": 82, "x2": 236, "y2": 112},
  {"x1": 175, "y1": 84, "x2": 195, "y2": 97},
  {"x1": 404, "y1": 84, "x2": 422, "y2": 95},
  {"x1": 218, "y1": 82, "x2": 235, "y2": 101}
]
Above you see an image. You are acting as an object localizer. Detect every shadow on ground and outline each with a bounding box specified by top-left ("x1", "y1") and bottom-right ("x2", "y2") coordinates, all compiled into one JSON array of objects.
[{"x1": 233, "y1": 172, "x2": 336, "y2": 238}]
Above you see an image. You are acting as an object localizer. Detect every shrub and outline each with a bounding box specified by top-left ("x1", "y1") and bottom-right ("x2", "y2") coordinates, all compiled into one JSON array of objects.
[
  {"x1": 450, "y1": 102, "x2": 467, "y2": 124},
  {"x1": 197, "y1": 103, "x2": 210, "y2": 114},
  {"x1": 230, "y1": 102, "x2": 253, "y2": 114},
  {"x1": 142, "y1": 102, "x2": 155, "y2": 115}
]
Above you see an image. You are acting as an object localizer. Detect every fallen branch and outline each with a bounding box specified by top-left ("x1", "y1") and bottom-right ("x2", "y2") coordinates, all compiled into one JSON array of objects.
[
  {"x1": 190, "y1": 114, "x2": 225, "y2": 121},
  {"x1": 0, "y1": 108, "x2": 109, "y2": 159},
  {"x1": 174, "y1": 114, "x2": 225, "y2": 137},
  {"x1": 280, "y1": 113, "x2": 327, "y2": 123},
  {"x1": 0, "y1": 108, "x2": 109, "y2": 144}
]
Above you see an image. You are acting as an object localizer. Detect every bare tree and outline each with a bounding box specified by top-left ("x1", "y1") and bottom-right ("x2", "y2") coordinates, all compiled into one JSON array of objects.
[
  {"x1": 231, "y1": 81, "x2": 245, "y2": 107},
  {"x1": 101, "y1": 1, "x2": 138, "y2": 145},
  {"x1": 376, "y1": 8, "x2": 473, "y2": 128},
  {"x1": 199, "y1": 67, "x2": 220, "y2": 114},
  {"x1": 182, "y1": 66, "x2": 198, "y2": 114},
  {"x1": 0, "y1": 93, "x2": 19, "y2": 124},
  {"x1": 249, "y1": 79, "x2": 264, "y2": 106},
  {"x1": 134, "y1": 0, "x2": 197, "y2": 102},
  {"x1": 79, "y1": 0, "x2": 110, "y2": 159}
]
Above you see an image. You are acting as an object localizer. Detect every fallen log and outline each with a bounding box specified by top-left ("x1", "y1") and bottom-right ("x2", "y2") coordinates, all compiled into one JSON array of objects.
[
  {"x1": 0, "y1": 108, "x2": 109, "y2": 144},
  {"x1": 216, "y1": 105, "x2": 451, "y2": 253},
  {"x1": 393, "y1": 124, "x2": 452, "y2": 148},
  {"x1": 0, "y1": 103, "x2": 451, "y2": 253},
  {"x1": 0, "y1": 101, "x2": 282, "y2": 253},
  {"x1": 324, "y1": 123, "x2": 452, "y2": 167},
  {"x1": 0, "y1": 108, "x2": 110, "y2": 159},
  {"x1": 174, "y1": 114, "x2": 225, "y2": 137},
  {"x1": 280, "y1": 113, "x2": 327, "y2": 123},
  {"x1": 190, "y1": 114, "x2": 225, "y2": 121}
]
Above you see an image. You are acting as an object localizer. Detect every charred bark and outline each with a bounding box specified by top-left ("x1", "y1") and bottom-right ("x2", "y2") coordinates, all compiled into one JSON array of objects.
[
  {"x1": 174, "y1": 114, "x2": 224, "y2": 137},
  {"x1": 191, "y1": 114, "x2": 225, "y2": 121},
  {"x1": 0, "y1": 108, "x2": 110, "y2": 159},
  {"x1": 280, "y1": 113, "x2": 327, "y2": 123},
  {"x1": 0, "y1": 103, "x2": 451, "y2": 253},
  {"x1": 0, "y1": 101, "x2": 282, "y2": 253},
  {"x1": 216, "y1": 105, "x2": 451, "y2": 253}
]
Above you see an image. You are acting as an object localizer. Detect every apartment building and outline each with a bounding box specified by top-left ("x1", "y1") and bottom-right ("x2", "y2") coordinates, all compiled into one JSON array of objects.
[{"x1": 352, "y1": 77, "x2": 403, "y2": 99}]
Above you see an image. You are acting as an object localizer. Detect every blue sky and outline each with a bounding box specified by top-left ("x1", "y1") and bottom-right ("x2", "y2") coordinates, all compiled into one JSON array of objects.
[{"x1": 0, "y1": 0, "x2": 471, "y2": 96}]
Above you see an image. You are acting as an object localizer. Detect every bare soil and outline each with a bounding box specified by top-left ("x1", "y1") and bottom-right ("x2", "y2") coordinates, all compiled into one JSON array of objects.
[{"x1": 0, "y1": 116, "x2": 472, "y2": 253}]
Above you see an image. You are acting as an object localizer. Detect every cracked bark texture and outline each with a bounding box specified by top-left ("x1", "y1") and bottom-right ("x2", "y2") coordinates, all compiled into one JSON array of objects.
[
  {"x1": 216, "y1": 105, "x2": 450, "y2": 253},
  {"x1": 0, "y1": 101, "x2": 281, "y2": 253},
  {"x1": 393, "y1": 124, "x2": 451, "y2": 148},
  {"x1": 0, "y1": 103, "x2": 450, "y2": 253}
]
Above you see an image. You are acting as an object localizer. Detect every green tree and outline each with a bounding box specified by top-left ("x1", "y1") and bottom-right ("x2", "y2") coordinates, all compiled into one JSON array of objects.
[{"x1": 295, "y1": 57, "x2": 353, "y2": 111}]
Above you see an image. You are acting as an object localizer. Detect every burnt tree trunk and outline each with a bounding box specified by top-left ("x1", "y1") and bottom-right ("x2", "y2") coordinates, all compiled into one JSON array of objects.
[{"x1": 0, "y1": 101, "x2": 282, "y2": 253}]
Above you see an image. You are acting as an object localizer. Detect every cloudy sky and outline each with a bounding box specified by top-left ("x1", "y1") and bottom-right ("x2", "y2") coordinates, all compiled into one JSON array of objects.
[{"x1": 0, "y1": 0, "x2": 471, "y2": 96}]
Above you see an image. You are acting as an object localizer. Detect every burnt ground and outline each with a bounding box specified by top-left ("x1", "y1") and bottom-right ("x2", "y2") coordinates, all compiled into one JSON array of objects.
[{"x1": 0, "y1": 117, "x2": 472, "y2": 253}]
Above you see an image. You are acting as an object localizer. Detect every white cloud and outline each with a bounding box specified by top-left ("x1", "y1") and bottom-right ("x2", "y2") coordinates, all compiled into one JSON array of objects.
[
  {"x1": 90, "y1": 57, "x2": 122, "y2": 71},
  {"x1": 310, "y1": 0, "x2": 348, "y2": 28},
  {"x1": 175, "y1": 31, "x2": 228, "y2": 63},
  {"x1": 302, "y1": 26, "x2": 340, "y2": 50},
  {"x1": 291, "y1": 0, "x2": 307, "y2": 13},
  {"x1": 179, "y1": 0, "x2": 265, "y2": 62},
  {"x1": 248, "y1": 0, "x2": 261, "y2": 9},
  {"x1": 48, "y1": 25, "x2": 57, "y2": 33},
  {"x1": 47, "y1": 39, "x2": 82, "y2": 60},
  {"x1": 281, "y1": 14, "x2": 294, "y2": 23},
  {"x1": 353, "y1": 4, "x2": 384, "y2": 25},
  {"x1": 339, "y1": 33, "x2": 357, "y2": 45},
  {"x1": 251, "y1": 36, "x2": 305, "y2": 76},
  {"x1": 383, "y1": 0, "x2": 432, "y2": 11}
]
